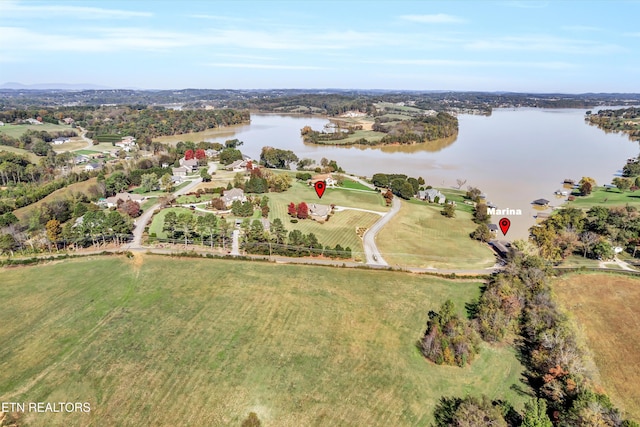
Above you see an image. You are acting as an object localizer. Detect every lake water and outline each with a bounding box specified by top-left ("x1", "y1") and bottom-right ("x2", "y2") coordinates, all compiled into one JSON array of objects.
[{"x1": 194, "y1": 109, "x2": 639, "y2": 239}]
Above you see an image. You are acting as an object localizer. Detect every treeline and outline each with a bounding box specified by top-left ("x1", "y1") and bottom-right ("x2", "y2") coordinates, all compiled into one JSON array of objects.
[
  {"x1": 158, "y1": 212, "x2": 353, "y2": 259},
  {"x1": 374, "y1": 112, "x2": 459, "y2": 144},
  {"x1": 233, "y1": 94, "x2": 373, "y2": 116},
  {"x1": 0, "y1": 189, "x2": 133, "y2": 254},
  {"x1": 0, "y1": 106, "x2": 250, "y2": 144},
  {"x1": 3, "y1": 89, "x2": 640, "y2": 110},
  {"x1": 300, "y1": 124, "x2": 362, "y2": 143},
  {"x1": 428, "y1": 253, "x2": 637, "y2": 426},
  {"x1": 300, "y1": 112, "x2": 459, "y2": 146},
  {"x1": 530, "y1": 206, "x2": 640, "y2": 262},
  {"x1": 0, "y1": 128, "x2": 78, "y2": 156},
  {"x1": 587, "y1": 107, "x2": 640, "y2": 141},
  {"x1": 371, "y1": 173, "x2": 425, "y2": 200},
  {"x1": 0, "y1": 151, "x2": 94, "y2": 213}
]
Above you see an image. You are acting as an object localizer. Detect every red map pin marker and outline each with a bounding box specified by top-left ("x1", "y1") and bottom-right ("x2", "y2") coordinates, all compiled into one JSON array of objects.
[
  {"x1": 499, "y1": 218, "x2": 511, "y2": 236},
  {"x1": 314, "y1": 181, "x2": 326, "y2": 198}
]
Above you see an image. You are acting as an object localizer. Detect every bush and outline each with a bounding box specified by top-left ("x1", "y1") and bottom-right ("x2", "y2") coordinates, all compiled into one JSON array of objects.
[{"x1": 419, "y1": 300, "x2": 479, "y2": 367}]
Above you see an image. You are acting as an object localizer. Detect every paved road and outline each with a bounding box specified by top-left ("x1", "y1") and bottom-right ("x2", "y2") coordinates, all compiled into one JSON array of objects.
[
  {"x1": 230, "y1": 230, "x2": 240, "y2": 255},
  {"x1": 362, "y1": 196, "x2": 401, "y2": 266},
  {"x1": 333, "y1": 206, "x2": 384, "y2": 216},
  {"x1": 126, "y1": 175, "x2": 205, "y2": 249}
]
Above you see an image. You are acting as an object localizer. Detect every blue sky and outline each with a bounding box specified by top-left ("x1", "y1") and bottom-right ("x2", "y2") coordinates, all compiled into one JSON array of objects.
[{"x1": 0, "y1": 0, "x2": 638, "y2": 92}]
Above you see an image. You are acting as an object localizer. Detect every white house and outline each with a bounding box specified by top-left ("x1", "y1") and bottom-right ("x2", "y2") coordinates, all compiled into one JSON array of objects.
[
  {"x1": 104, "y1": 192, "x2": 146, "y2": 208},
  {"x1": 85, "y1": 163, "x2": 102, "y2": 172},
  {"x1": 226, "y1": 159, "x2": 247, "y2": 172},
  {"x1": 52, "y1": 137, "x2": 70, "y2": 145},
  {"x1": 179, "y1": 158, "x2": 199, "y2": 172},
  {"x1": 172, "y1": 166, "x2": 188, "y2": 177},
  {"x1": 417, "y1": 189, "x2": 446, "y2": 204},
  {"x1": 310, "y1": 173, "x2": 337, "y2": 187}
]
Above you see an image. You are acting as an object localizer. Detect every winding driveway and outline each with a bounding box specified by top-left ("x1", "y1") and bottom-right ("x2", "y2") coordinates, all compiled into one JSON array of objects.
[{"x1": 362, "y1": 196, "x2": 400, "y2": 266}]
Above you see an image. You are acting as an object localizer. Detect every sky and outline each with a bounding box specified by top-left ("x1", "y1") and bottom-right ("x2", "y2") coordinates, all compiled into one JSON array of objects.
[{"x1": 0, "y1": 0, "x2": 639, "y2": 92}]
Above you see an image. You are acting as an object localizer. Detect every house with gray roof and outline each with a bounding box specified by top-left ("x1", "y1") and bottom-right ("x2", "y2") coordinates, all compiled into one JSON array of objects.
[
  {"x1": 417, "y1": 189, "x2": 446, "y2": 204},
  {"x1": 221, "y1": 188, "x2": 246, "y2": 207},
  {"x1": 309, "y1": 203, "x2": 331, "y2": 221}
]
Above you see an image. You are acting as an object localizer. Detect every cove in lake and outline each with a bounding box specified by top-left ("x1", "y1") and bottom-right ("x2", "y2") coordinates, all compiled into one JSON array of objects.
[{"x1": 167, "y1": 110, "x2": 638, "y2": 239}]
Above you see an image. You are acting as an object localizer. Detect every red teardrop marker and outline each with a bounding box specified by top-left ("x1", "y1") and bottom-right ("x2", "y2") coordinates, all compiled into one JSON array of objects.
[
  {"x1": 499, "y1": 218, "x2": 511, "y2": 236},
  {"x1": 314, "y1": 181, "x2": 326, "y2": 198}
]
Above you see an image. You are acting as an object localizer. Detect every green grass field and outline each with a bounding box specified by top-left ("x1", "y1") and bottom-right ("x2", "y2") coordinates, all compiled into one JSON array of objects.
[
  {"x1": 554, "y1": 273, "x2": 640, "y2": 421},
  {"x1": 51, "y1": 139, "x2": 88, "y2": 152},
  {"x1": 267, "y1": 182, "x2": 388, "y2": 257},
  {"x1": 377, "y1": 200, "x2": 496, "y2": 269},
  {"x1": 340, "y1": 179, "x2": 376, "y2": 192},
  {"x1": 564, "y1": 187, "x2": 640, "y2": 209},
  {"x1": 148, "y1": 207, "x2": 193, "y2": 238},
  {"x1": 0, "y1": 123, "x2": 73, "y2": 139},
  {"x1": 12, "y1": 178, "x2": 99, "y2": 221},
  {"x1": 74, "y1": 150, "x2": 102, "y2": 156},
  {"x1": 317, "y1": 129, "x2": 387, "y2": 145},
  {"x1": 0, "y1": 256, "x2": 530, "y2": 426},
  {"x1": 272, "y1": 181, "x2": 387, "y2": 212}
]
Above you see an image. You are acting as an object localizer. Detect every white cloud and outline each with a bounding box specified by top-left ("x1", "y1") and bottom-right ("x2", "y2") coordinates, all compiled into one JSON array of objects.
[
  {"x1": 370, "y1": 58, "x2": 576, "y2": 70},
  {"x1": 0, "y1": 0, "x2": 151, "y2": 19},
  {"x1": 464, "y1": 35, "x2": 624, "y2": 54},
  {"x1": 0, "y1": 25, "x2": 414, "y2": 55},
  {"x1": 208, "y1": 63, "x2": 328, "y2": 70},
  {"x1": 399, "y1": 14, "x2": 465, "y2": 24},
  {"x1": 185, "y1": 14, "x2": 244, "y2": 22}
]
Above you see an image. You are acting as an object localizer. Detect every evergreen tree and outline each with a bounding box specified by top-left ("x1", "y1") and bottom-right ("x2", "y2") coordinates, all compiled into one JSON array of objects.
[{"x1": 522, "y1": 399, "x2": 552, "y2": 427}]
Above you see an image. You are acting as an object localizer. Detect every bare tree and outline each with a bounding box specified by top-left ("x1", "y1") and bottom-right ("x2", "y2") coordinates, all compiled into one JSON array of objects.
[
  {"x1": 580, "y1": 231, "x2": 600, "y2": 258},
  {"x1": 456, "y1": 178, "x2": 467, "y2": 189}
]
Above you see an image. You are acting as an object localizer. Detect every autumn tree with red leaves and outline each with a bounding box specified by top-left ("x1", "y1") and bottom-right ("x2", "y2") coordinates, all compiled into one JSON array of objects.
[
  {"x1": 120, "y1": 200, "x2": 141, "y2": 218},
  {"x1": 185, "y1": 149, "x2": 195, "y2": 160},
  {"x1": 296, "y1": 202, "x2": 309, "y2": 219},
  {"x1": 195, "y1": 149, "x2": 206, "y2": 160},
  {"x1": 287, "y1": 202, "x2": 297, "y2": 216}
]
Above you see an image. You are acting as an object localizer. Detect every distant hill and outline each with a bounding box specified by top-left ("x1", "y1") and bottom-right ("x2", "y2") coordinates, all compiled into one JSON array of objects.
[{"x1": 0, "y1": 82, "x2": 112, "y2": 90}]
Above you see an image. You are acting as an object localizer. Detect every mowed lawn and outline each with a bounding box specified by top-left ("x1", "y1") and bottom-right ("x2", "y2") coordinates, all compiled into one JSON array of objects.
[
  {"x1": 148, "y1": 207, "x2": 194, "y2": 238},
  {"x1": 554, "y1": 273, "x2": 640, "y2": 421},
  {"x1": 270, "y1": 181, "x2": 388, "y2": 212},
  {"x1": 0, "y1": 145, "x2": 40, "y2": 162},
  {"x1": 377, "y1": 200, "x2": 496, "y2": 269},
  {"x1": 0, "y1": 256, "x2": 530, "y2": 426},
  {"x1": 564, "y1": 187, "x2": 640, "y2": 209},
  {"x1": 0, "y1": 123, "x2": 73, "y2": 139},
  {"x1": 268, "y1": 182, "x2": 388, "y2": 257}
]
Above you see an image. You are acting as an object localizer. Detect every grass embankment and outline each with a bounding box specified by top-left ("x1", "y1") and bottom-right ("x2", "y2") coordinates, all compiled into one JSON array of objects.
[
  {"x1": 0, "y1": 256, "x2": 530, "y2": 426},
  {"x1": 153, "y1": 125, "x2": 243, "y2": 145},
  {"x1": 0, "y1": 145, "x2": 40, "y2": 162},
  {"x1": 12, "y1": 178, "x2": 99, "y2": 222},
  {"x1": 377, "y1": 200, "x2": 496, "y2": 269},
  {"x1": 554, "y1": 273, "x2": 640, "y2": 420},
  {"x1": 51, "y1": 140, "x2": 88, "y2": 152},
  {"x1": 564, "y1": 187, "x2": 640, "y2": 209}
]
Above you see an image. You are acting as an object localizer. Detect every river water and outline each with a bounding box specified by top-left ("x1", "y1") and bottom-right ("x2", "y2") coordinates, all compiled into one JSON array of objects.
[{"x1": 173, "y1": 109, "x2": 639, "y2": 239}]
